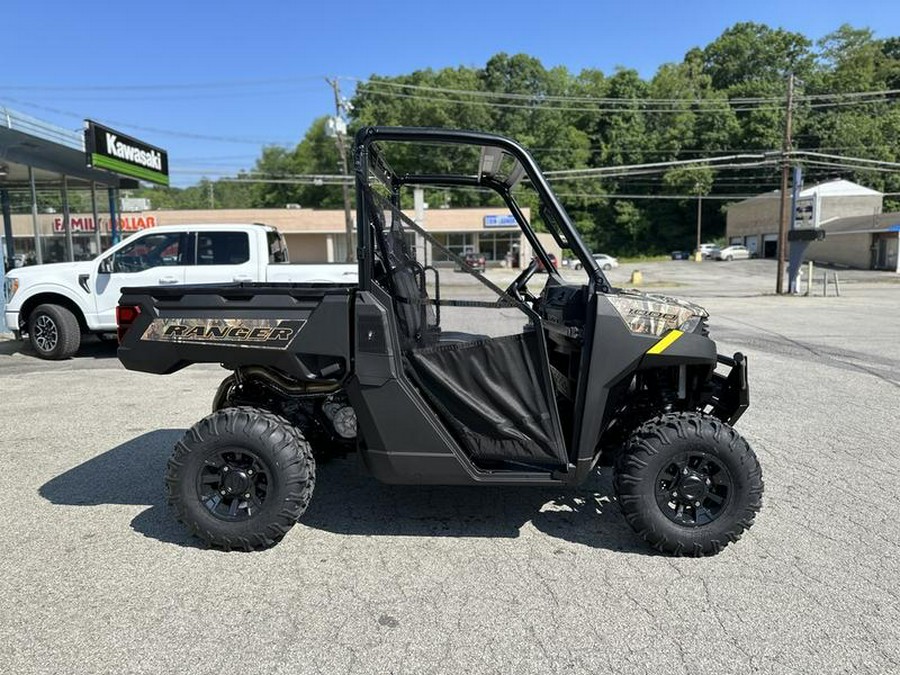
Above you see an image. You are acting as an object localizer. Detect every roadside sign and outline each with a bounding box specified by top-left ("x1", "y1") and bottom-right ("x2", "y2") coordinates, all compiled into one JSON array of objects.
[{"x1": 85, "y1": 120, "x2": 169, "y2": 186}]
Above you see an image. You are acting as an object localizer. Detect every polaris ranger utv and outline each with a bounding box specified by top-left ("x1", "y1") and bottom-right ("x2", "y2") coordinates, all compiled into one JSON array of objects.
[{"x1": 117, "y1": 127, "x2": 762, "y2": 556}]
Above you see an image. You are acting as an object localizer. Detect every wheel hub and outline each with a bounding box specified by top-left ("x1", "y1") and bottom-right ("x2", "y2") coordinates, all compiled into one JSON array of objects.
[
  {"x1": 655, "y1": 452, "x2": 732, "y2": 527},
  {"x1": 677, "y1": 472, "x2": 708, "y2": 502},
  {"x1": 222, "y1": 469, "x2": 250, "y2": 495},
  {"x1": 197, "y1": 449, "x2": 269, "y2": 521}
]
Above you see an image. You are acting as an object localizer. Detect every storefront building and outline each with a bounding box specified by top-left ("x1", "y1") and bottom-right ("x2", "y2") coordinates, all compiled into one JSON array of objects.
[
  {"x1": 725, "y1": 179, "x2": 899, "y2": 271},
  {"x1": 2, "y1": 205, "x2": 558, "y2": 268}
]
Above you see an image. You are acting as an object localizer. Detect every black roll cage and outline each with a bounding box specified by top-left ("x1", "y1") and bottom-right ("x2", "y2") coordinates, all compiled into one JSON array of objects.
[{"x1": 353, "y1": 126, "x2": 611, "y2": 295}]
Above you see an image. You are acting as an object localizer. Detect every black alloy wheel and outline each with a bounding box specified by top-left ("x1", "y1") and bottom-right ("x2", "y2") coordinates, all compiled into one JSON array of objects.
[
  {"x1": 654, "y1": 451, "x2": 732, "y2": 527},
  {"x1": 615, "y1": 412, "x2": 763, "y2": 556},
  {"x1": 167, "y1": 406, "x2": 315, "y2": 550},
  {"x1": 197, "y1": 448, "x2": 271, "y2": 521}
]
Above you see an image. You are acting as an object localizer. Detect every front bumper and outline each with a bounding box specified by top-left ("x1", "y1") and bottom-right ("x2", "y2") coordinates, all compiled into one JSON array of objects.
[
  {"x1": 3, "y1": 310, "x2": 19, "y2": 335},
  {"x1": 707, "y1": 352, "x2": 750, "y2": 425}
]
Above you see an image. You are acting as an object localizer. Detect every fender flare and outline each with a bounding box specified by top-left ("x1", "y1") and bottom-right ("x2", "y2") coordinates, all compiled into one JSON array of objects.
[{"x1": 14, "y1": 283, "x2": 93, "y2": 332}]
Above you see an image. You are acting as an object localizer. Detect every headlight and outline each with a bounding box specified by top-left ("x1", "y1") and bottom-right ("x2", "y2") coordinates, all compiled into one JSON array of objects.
[
  {"x1": 678, "y1": 315, "x2": 703, "y2": 333},
  {"x1": 679, "y1": 314, "x2": 709, "y2": 336},
  {"x1": 5, "y1": 277, "x2": 18, "y2": 303}
]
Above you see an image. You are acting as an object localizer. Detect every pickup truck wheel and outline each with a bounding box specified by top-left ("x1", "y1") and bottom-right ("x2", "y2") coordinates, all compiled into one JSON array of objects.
[
  {"x1": 614, "y1": 412, "x2": 763, "y2": 557},
  {"x1": 28, "y1": 304, "x2": 81, "y2": 360},
  {"x1": 166, "y1": 406, "x2": 315, "y2": 551}
]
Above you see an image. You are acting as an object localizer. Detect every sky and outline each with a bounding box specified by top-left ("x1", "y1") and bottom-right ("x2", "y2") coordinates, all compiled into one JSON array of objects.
[{"x1": 3, "y1": 0, "x2": 899, "y2": 187}]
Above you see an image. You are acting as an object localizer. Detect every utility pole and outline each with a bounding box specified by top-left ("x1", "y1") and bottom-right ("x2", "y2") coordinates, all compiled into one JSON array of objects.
[
  {"x1": 326, "y1": 77, "x2": 355, "y2": 262},
  {"x1": 207, "y1": 181, "x2": 214, "y2": 209},
  {"x1": 695, "y1": 189, "x2": 703, "y2": 255},
  {"x1": 776, "y1": 73, "x2": 796, "y2": 295}
]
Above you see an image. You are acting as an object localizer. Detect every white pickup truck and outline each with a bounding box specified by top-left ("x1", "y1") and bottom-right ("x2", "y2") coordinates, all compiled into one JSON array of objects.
[{"x1": 3, "y1": 223, "x2": 357, "y2": 359}]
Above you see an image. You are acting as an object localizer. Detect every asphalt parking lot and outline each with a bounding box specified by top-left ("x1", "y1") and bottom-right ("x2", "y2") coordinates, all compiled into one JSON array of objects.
[{"x1": 1, "y1": 259, "x2": 898, "y2": 674}]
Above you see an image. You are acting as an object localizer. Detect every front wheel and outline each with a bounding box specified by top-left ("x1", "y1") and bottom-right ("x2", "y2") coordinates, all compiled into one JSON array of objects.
[
  {"x1": 166, "y1": 406, "x2": 316, "y2": 550},
  {"x1": 28, "y1": 303, "x2": 81, "y2": 359},
  {"x1": 614, "y1": 412, "x2": 763, "y2": 556}
]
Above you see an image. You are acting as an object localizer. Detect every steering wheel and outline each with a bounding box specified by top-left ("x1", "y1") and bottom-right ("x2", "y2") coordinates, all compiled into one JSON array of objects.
[{"x1": 503, "y1": 257, "x2": 540, "y2": 305}]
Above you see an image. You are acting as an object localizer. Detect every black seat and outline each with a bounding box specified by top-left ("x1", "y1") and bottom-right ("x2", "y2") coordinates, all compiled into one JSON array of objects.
[{"x1": 367, "y1": 191, "x2": 487, "y2": 348}]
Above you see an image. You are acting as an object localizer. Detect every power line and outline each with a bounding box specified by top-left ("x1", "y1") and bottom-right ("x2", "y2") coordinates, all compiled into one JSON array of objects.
[
  {"x1": 353, "y1": 85, "x2": 900, "y2": 115},
  {"x1": 2, "y1": 97, "x2": 297, "y2": 146},
  {"x1": 789, "y1": 150, "x2": 900, "y2": 169},
  {"x1": 349, "y1": 77, "x2": 900, "y2": 106}
]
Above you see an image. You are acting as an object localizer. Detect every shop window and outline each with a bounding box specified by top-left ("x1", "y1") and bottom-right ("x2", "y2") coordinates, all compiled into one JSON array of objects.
[
  {"x1": 478, "y1": 231, "x2": 519, "y2": 261},
  {"x1": 431, "y1": 233, "x2": 474, "y2": 261}
]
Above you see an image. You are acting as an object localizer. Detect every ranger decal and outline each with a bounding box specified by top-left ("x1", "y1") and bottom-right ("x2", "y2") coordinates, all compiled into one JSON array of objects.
[{"x1": 141, "y1": 318, "x2": 305, "y2": 350}]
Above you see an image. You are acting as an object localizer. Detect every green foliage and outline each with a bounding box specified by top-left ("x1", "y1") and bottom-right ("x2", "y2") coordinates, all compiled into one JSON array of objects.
[
  {"x1": 662, "y1": 165, "x2": 715, "y2": 196},
  {"x1": 160, "y1": 22, "x2": 900, "y2": 255}
]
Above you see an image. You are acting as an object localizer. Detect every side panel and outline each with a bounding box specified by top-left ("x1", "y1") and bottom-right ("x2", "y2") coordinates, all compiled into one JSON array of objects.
[
  {"x1": 348, "y1": 290, "x2": 562, "y2": 486},
  {"x1": 117, "y1": 284, "x2": 353, "y2": 380}
]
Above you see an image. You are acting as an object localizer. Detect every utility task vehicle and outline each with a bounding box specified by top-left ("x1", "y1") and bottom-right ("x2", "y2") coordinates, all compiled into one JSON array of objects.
[{"x1": 117, "y1": 127, "x2": 762, "y2": 556}]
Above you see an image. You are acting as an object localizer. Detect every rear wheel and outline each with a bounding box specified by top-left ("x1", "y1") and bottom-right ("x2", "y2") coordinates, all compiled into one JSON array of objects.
[
  {"x1": 614, "y1": 412, "x2": 763, "y2": 556},
  {"x1": 166, "y1": 406, "x2": 315, "y2": 550},
  {"x1": 603, "y1": 263, "x2": 612, "y2": 271},
  {"x1": 28, "y1": 303, "x2": 81, "y2": 359},
  {"x1": 726, "y1": 255, "x2": 733, "y2": 261}
]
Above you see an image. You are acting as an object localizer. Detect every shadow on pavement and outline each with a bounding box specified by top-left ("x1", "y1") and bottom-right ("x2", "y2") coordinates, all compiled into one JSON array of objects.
[
  {"x1": 40, "y1": 430, "x2": 653, "y2": 555},
  {"x1": 1, "y1": 334, "x2": 119, "y2": 360},
  {"x1": 39, "y1": 429, "x2": 202, "y2": 548}
]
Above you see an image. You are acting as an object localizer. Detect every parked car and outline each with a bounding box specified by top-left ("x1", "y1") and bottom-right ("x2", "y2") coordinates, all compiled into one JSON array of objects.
[
  {"x1": 3, "y1": 223, "x2": 357, "y2": 359},
  {"x1": 670, "y1": 250, "x2": 690, "y2": 260},
  {"x1": 574, "y1": 253, "x2": 619, "y2": 271},
  {"x1": 458, "y1": 251, "x2": 486, "y2": 272},
  {"x1": 713, "y1": 245, "x2": 751, "y2": 261},
  {"x1": 696, "y1": 243, "x2": 719, "y2": 259}
]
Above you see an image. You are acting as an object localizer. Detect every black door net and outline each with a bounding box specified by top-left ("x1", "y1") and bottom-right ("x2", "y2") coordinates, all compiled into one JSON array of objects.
[{"x1": 409, "y1": 328, "x2": 567, "y2": 466}]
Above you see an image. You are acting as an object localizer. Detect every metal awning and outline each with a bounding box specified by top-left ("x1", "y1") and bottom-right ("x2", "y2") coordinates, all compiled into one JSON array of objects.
[{"x1": 0, "y1": 106, "x2": 137, "y2": 189}]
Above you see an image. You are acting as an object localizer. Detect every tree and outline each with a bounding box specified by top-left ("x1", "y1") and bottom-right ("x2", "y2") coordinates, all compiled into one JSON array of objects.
[
  {"x1": 251, "y1": 117, "x2": 345, "y2": 209},
  {"x1": 161, "y1": 22, "x2": 900, "y2": 255},
  {"x1": 702, "y1": 22, "x2": 814, "y2": 90}
]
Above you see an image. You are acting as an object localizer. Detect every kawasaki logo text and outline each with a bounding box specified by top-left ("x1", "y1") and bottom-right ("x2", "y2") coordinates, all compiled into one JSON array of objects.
[{"x1": 105, "y1": 133, "x2": 163, "y2": 170}]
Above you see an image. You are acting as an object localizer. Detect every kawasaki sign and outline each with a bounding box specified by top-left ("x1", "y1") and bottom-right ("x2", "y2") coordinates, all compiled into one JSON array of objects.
[{"x1": 85, "y1": 120, "x2": 169, "y2": 186}]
